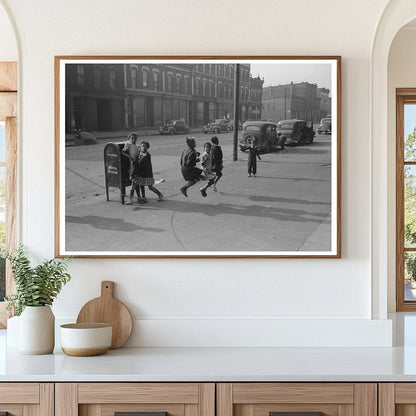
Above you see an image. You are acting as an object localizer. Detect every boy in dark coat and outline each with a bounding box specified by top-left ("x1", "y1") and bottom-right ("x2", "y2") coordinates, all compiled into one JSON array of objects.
[
  {"x1": 180, "y1": 137, "x2": 203, "y2": 197},
  {"x1": 247, "y1": 138, "x2": 261, "y2": 177},
  {"x1": 210, "y1": 136, "x2": 223, "y2": 191}
]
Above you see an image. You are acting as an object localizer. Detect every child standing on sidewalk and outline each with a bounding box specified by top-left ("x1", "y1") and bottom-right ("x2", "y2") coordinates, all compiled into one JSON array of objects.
[
  {"x1": 247, "y1": 138, "x2": 261, "y2": 177},
  {"x1": 122, "y1": 133, "x2": 144, "y2": 204},
  {"x1": 134, "y1": 141, "x2": 164, "y2": 202}
]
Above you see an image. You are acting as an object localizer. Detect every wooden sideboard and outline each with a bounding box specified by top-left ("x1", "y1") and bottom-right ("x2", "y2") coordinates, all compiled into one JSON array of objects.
[{"x1": 2, "y1": 381, "x2": 416, "y2": 416}]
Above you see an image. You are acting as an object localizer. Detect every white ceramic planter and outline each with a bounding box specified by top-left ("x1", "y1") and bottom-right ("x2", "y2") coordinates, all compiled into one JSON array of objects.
[
  {"x1": 19, "y1": 305, "x2": 55, "y2": 354},
  {"x1": 6, "y1": 315, "x2": 20, "y2": 347}
]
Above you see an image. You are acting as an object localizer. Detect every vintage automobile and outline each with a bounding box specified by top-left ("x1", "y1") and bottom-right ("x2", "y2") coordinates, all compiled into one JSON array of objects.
[
  {"x1": 275, "y1": 119, "x2": 315, "y2": 145},
  {"x1": 202, "y1": 118, "x2": 230, "y2": 134},
  {"x1": 317, "y1": 117, "x2": 332, "y2": 134},
  {"x1": 239, "y1": 121, "x2": 286, "y2": 153},
  {"x1": 159, "y1": 120, "x2": 190, "y2": 135}
]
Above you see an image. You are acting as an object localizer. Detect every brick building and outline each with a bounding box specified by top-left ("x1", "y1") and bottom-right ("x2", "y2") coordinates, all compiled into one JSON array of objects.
[
  {"x1": 65, "y1": 63, "x2": 264, "y2": 132},
  {"x1": 262, "y1": 81, "x2": 327, "y2": 123}
]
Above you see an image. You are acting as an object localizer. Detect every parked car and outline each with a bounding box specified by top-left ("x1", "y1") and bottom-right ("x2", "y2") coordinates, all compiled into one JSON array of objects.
[
  {"x1": 203, "y1": 119, "x2": 230, "y2": 134},
  {"x1": 159, "y1": 120, "x2": 190, "y2": 135},
  {"x1": 275, "y1": 119, "x2": 315, "y2": 145},
  {"x1": 227, "y1": 119, "x2": 242, "y2": 131},
  {"x1": 239, "y1": 121, "x2": 286, "y2": 153},
  {"x1": 317, "y1": 117, "x2": 332, "y2": 135}
]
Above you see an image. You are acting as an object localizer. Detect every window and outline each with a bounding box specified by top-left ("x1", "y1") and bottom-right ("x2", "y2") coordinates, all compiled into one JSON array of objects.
[
  {"x1": 396, "y1": 89, "x2": 416, "y2": 311},
  {"x1": 176, "y1": 75, "x2": 181, "y2": 93},
  {"x1": 131, "y1": 68, "x2": 137, "y2": 89},
  {"x1": 142, "y1": 69, "x2": 148, "y2": 87},
  {"x1": 0, "y1": 62, "x2": 17, "y2": 327},
  {"x1": 209, "y1": 82, "x2": 214, "y2": 97},
  {"x1": 109, "y1": 68, "x2": 117, "y2": 89},
  {"x1": 153, "y1": 71, "x2": 159, "y2": 90},
  {"x1": 195, "y1": 79, "x2": 201, "y2": 96},
  {"x1": 77, "y1": 65, "x2": 84, "y2": 86},
  {"x1": 184, "y1": 76, "x2": 189, "y2": 94},
  {"x1": 167, "y1": 73, "x2": 173, "y2": 92},
  {"x1": 94, "y1": 66, "x2": 102, "y2": 89}
]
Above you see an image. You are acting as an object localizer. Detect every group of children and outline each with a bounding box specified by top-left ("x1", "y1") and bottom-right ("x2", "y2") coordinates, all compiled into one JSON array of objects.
[
  {"x1": 122, "y1": 133, "x2": 164, "y2": 205},
  {"x1": 123, "y1": 132, "x2": 260, "y2": 204},
  {"x1": 179, "y1": 136, "x2": 223, "y2": 198}
]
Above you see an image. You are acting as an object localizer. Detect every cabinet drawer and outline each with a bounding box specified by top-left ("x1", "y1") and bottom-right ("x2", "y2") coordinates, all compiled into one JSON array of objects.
[
  {"x1": 56, "y1": 383, "x2": 215, "y2": 416},
  {"x1": 218, "y1": 383, "x2": 376, "y2": 416},
  {"x1": 379, "y1": 383, "x2": 416, "y2": 416},
  {"x1": 0, "y1": 383, "x2": 53, "y2": 415}
]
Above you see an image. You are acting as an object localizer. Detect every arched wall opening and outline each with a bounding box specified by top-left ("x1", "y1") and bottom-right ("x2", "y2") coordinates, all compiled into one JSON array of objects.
[{"x1": 372, "y1": 1, "x2": 416, "y2": 319}]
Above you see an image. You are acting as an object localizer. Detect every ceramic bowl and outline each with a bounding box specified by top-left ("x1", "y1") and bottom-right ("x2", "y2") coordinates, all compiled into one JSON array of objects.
[{"x1": 60, "y1": 323, "x2": 112, "y2": 356}]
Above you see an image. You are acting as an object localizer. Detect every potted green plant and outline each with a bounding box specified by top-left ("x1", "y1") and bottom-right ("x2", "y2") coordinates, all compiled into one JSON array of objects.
[{"x1": 3, "y1": 245, "x2": 71, "y2": 354}]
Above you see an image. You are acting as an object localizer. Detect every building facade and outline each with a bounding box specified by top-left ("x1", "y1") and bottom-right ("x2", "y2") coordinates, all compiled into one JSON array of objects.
[
  {"x1": 65, "y1": 63, "x2": 264, "y2": 132},
  {"x1": 262, "y1": 82, "x2": 330, "y2": 123}
]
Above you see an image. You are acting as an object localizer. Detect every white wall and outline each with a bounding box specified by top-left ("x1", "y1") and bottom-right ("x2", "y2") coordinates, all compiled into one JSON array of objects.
[
  {"x1": 0, "y1": 2, "x2": 16, "y2": 61},
  {"x1": 0, "y1": 0, "x2": 394, "y2": 347}
]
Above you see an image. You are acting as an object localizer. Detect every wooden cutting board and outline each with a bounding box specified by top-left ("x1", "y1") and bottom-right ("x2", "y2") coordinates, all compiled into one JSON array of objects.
[{"x1": 76, "y1": 281, "x2": 133, "y2": 349}]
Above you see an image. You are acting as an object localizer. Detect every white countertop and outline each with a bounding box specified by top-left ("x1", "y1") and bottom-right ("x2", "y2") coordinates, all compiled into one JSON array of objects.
[
  {"x1": 3, "y1": 313, "x2": 416, "y2": 382},
  {"x1": 2, "y1": 346, "x2": 416, "y2": 382}
]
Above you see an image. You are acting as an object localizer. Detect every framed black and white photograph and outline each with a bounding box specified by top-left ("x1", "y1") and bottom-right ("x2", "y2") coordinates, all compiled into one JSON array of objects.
[{"x1": 55, "y1": 56, "x2": 341, "y2": 258}]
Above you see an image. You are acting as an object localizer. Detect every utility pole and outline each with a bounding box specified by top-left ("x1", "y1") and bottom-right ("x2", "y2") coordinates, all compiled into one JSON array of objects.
[{"x1": 233, "y1": 63, "x2": 240, "y2": 161}]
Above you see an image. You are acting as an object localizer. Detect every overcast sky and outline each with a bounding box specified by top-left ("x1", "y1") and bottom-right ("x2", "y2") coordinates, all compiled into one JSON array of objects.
[{"x1": 250, "y1": 63, "x2": 332, "y2": 91}]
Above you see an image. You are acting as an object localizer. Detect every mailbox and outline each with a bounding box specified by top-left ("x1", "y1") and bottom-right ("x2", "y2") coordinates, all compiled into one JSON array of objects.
[{"x1": 104, "y1": 142, "x2": 131, "y2": 204}]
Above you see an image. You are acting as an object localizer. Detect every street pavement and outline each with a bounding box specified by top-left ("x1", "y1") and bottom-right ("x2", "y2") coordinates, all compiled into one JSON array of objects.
[{"x1": 63, "y1": 131, "x2": 333, "y2": 255}]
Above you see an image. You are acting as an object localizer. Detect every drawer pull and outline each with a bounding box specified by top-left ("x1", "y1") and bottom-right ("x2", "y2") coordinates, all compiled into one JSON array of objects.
[
  {"x1": 115, "y1": 412, "x2": 168, "y2": 416},
  {"x1": 270, "y1": 413, "x2": 323, "y2": 416}
]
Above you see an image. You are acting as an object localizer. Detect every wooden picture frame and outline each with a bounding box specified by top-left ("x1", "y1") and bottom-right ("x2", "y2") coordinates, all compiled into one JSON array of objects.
[{"x1": 55, "y1": 56, "x2": 341, "y2": 258}]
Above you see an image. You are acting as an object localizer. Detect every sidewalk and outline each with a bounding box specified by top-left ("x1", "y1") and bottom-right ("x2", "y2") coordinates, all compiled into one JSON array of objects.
[{"x1": 64, "y1": 138, "x2": 333, "y2": 254}]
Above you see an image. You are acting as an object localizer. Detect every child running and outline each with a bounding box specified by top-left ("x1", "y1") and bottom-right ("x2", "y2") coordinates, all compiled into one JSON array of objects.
[
  {"x1": 210, "y1": 136, "x2": 223, "y2": 192},
  {"x1": 199, "y1": 142, "x2": 216, "y2": 197},
  {"x1": 133, "y1": 141, "x2": 164, "y2": 202}
]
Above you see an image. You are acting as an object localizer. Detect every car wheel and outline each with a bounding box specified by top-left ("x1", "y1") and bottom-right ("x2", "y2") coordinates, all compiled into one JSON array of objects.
[
  {"x1": 169, "y1": 128, "x2": 176, "y2": 135},
  {"x1": 204, "y1": 131, "x2": 208, "y2": 134}
]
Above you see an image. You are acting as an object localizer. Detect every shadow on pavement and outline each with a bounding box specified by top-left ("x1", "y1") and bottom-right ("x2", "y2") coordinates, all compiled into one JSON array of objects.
[
  {"x1": 218, "y1": 192, "x2": 331, "y2": 205},
  {"x1": 132, "y1": 197, "x2": 329, "y2": 224},
  {"x1": 66, "y1": 215, "x2": 164, "y2": 232}
]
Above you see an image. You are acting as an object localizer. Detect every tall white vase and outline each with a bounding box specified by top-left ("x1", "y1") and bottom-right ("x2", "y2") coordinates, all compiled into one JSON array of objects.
[{"x1": 19, "y1": 306, "x2": 55, "y2": 354}]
